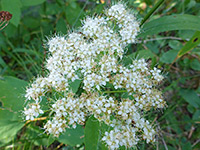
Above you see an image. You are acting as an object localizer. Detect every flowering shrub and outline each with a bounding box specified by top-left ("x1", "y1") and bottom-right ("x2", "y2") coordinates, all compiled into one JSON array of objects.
[{"x1": 23, "y1": 3, "x2": 166, "y2": 149}]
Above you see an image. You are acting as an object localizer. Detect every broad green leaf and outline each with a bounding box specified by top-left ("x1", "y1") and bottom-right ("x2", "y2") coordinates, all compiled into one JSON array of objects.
[
  {"x1": 58, "y1": 125, "x2": 84, "y2": 146},
  {"x1": 0, "y1": 76, "x2": 26, "y2": 146},
  {"x1": 190, "y1": 59, "x2": 200, "y2": 71},
  {"x1": 179, "y1": 89, "x2": 200, "y2": 108},
  {"x1": 177, "y1": 31, "x2": 200, "y2": 57},
  {"x1": 85, "y1": 116, "x2": 100, "y2": 150},
  {"x1": 1, "y1": 0, "x2": 22, "y2": 26},
  {"x1": 0, "y1": 76, "x2": 28, "y2": 112},
  {"x1": 21, "y1": 0, "x2": 46, "y2": 6},
  {"x1": 140, "y1": 15, "x2": 200, "y2": 37},
  {"x1": 178, "y1": 30, "x2": 195, "y2": 40},
  {"x1": 70, "y1": 79, "x2": 82, "y2": 93},
  {"x1": 160, "y1": 50, "x2": 179, "y2": 64},
  {"x1": 0, "y1": 119, "x2": 24, "y2": 146},
  {"x1": 0, "y1": 108, "x2": 22, "y2": 121}
]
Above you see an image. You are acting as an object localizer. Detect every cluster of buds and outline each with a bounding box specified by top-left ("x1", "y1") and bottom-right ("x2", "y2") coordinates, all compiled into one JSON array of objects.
[
  {"x1": 0, "y1": 11, "x2": 12, "y2": 31},
  {"x1": 23, "y1": 3, "x2": 166, "y2": 149}
]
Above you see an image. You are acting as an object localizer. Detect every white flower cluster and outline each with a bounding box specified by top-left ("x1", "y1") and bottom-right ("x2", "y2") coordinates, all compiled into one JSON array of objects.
[{"x1": 23, "y1": 3, "x2": 166, "y2": 149}]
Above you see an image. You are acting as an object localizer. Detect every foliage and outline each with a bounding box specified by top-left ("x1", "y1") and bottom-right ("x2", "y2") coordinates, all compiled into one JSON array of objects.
[{"x1": 0, "y1": 0, "x2": 200, "y2": 149}]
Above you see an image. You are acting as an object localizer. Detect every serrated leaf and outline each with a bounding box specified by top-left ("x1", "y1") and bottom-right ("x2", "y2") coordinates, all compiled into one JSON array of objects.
[
  {"x1": 179, "y1": 89, "x2": 200, "y2": 108},
  {"x1": 21, "y1": 0, "x2": 46, "y2": 6},
  {"x1": 85, "y1": 116, "x2": 100, "y2": 150},
  {"x1": 58, "y1": 125, "x2": 84, "y2": 146},
  {"x1": 0, "y1": 76, "x2": 28, "y2": 112},
  {"x1": 1, "y1": 0, "x2": 22, "y2": 26},
  {"x1": 140, "y1": 15, "x2": 200, "y2": 37}
]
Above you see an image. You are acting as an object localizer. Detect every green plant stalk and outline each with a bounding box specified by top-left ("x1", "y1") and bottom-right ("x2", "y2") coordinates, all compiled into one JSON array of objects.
[{"x1": 140, "y1": 0, "x2": 165, "y2": 27}]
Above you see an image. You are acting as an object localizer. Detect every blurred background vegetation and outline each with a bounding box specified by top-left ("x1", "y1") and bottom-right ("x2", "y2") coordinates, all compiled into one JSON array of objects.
[{"x1": 0, "y1": 0, "x2": 200, "y2": 149}]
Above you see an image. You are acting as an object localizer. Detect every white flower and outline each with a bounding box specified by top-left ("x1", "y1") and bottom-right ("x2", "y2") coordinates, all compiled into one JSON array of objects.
[
  {"x1": 23, "y1": 2, "x2": 165, "y2": 149},
  {"x1": 24, "y1": 103, "x2": 43, "y2": 120}
]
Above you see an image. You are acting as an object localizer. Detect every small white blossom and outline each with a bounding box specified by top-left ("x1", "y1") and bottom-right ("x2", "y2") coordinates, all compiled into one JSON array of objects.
[{"x1": 24, "y1": 103, "x2": 43, "y2": 120}]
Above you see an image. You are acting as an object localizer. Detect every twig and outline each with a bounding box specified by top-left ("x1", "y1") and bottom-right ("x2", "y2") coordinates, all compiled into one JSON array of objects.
[
  {"x1": 156, "y1": 121, "x2": 169, "y2": 150},
  {"x1": 188, "y1": 125, "x2": 195, "y2": 139},
  {"x1": 137, "y1": 36, "x2": 185, "y2": 44},
  {"x1": 24, "y1": 117, "x2": 47, "y2": 126},
  {"x1": 192, "y1": 139, "x2": 200, "y2": 147}
]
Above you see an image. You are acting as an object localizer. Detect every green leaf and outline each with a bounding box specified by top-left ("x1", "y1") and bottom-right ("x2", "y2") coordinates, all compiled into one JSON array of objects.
[
  {"x1": 65, "y1": 2, "x2": 84, "y2": 27},
  {"x1": 0, "y1": 103, "x2": 25, "y2": 146},
  {"x1": 122, "y1": 49, "x2": 155, "y2": 66},
  {"x1": 58, "y1": 125, "x2": 84, "y2": 146},
  {"x1": 169, "y1": 40, "x2": 183, "y2": 50},
  {"x1": 1, "y1": 0, "x2": 22, "y2": 26},
  {"x1": 140, "y1": 0, "x2": 165, "y2": 27},
  {"x1": 21, "y1": 0, "x2": 46, "y2": 6},
  {"x1": 160, "y1": 50, "x2": 179, "y2": 64},
  {"x1": 24, "y1": 125, "x2": 55, "y2": 146},
  {"x1": 56, "y1": 18, "x2": 67, "y2": 34},
  {"x1": 85, "y1": 116, "x2": 100, "y2": 150},
  {"x1": 0, "y1": 108, "x2": 22, "y2": 121},
  {"x1": 166, "y1": 112, "x2": 182, "y2": 134},
  {"x1": 140, "y1": 15, "x2": 200, "y2": 37},
  {"x1": 190, "y1": 59, "x2": 200, "y2": 71},
  {"x1": 136, "y1": 49, "x2": 155, "y2": 59},
  {"x1": 13, "y1": 48, "x2": 41, "y2": 56},
  {"x1": 179, "y1": 89, "x2": 200, "y2": 108},
  {"x1": 0, "y1": 76, "x2": 28, "y2": 112},
  {"x1": 3, "y1": 24, "x2": 17, "y2": 37},
  {"x1": 177, "y1": 31, "x2": 200, "y2": 58},
  {"x1": 181, "y1": 141, "x2": 192, "y2": 150},
  {"x1": 70, "y1": 79, "x2": 82, "y2": 93},
  {"x1": 23, "y1": 17, "x2": 40, "y2": 29},
  {"x1": 193, "y1": 110, "x2": 200, "y2": 121}
]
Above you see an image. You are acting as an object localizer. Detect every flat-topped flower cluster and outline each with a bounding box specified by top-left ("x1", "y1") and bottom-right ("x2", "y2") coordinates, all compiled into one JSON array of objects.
[{"x1": 23, "y1": 3, "x2": 165, "y2": 149}]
